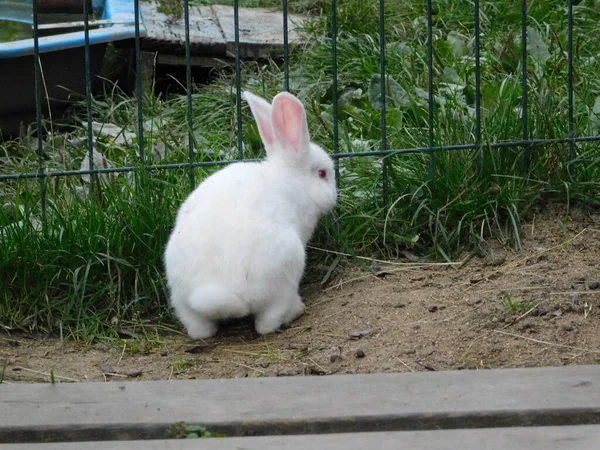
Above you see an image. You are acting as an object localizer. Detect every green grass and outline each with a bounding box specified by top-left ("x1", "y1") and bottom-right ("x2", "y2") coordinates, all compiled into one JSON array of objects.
[
  {"x1": 1, "y1": 0, "x2": 600, "y2": 339},
  {"x1": 504, "y1": 294, "x2": 537, "y2": 314}
]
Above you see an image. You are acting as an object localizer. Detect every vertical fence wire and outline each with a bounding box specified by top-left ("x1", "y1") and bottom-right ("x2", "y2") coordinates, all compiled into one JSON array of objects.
[
  {"x1": 32, "y1": 0, "x2": 46, "y2": 227},
  {"x1": 426, "y1": 0, "x2": 435, "y2": 177},
  {"x1": 521, "y1": 0, "x2": 530, "y2": 174},
  {"x1": 567, "y1": 0, "x2": 575, "y2": 177},
  {"x1": 283, "y1": 0, "x2": 290, "y2": 91},
  {"x1": 134, "y1": 0, "x2": 145, "y2": 164},
  {"x1": 83, "y1": 0, "x2": 94, "y2": 197},
  {"x1": 234, "y1": 0, "x2": 244, "y2": 160},
  {"x1": 184, "y1": 0, "x2": 195, "y2": 187},
  {"x1": 378, "y1": 0, "x2": 388, "y2": 206},
  {"x1": 474, "y1": 0, "x2": 482, "y2": 147},
  {"x1": 331, "y1": 0, "x2": 340, "y2": 187}
]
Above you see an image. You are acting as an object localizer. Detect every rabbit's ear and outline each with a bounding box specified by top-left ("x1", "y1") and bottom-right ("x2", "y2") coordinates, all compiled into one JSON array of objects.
[
  {"x1": 271, "y1": 92, "x2": 310, "y2": 159},
  {"x1": 243, "y1": 91, "x2": 275, "y2": 152}
]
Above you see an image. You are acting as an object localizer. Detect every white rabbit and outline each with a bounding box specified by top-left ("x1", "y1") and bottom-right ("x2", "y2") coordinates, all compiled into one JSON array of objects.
[{"x1": 164, "y1": 90, "x2": 337, "y2": 339}]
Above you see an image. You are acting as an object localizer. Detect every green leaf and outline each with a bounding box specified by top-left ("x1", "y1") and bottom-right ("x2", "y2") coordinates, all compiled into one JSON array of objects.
[
  {"x1": 185, "y1": 425, "x2": 207, "y2": 433},
  {"x1": 368, "y1": 74, "x2": 411, "y2": 108},
  {"x1": 527, "y1": 27, "x2": 551, "y2": 64},
  {"x1": 185, "y1": 433, "x2": 200, "y2": 439},
  {"x1": 589, "y1": 97, "x2": 600, "y2": 135},
  {"x1": 441, "y1": 67, "x2": 464, "y2": 87},
  {"x1": 447, "y1": 31, "x2": 469, "y2": 59}
]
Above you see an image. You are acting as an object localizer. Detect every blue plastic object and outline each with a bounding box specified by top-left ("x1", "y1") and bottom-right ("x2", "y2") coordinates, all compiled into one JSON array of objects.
[{"x1": 0, "y1": 0, "x2": 146, "y2": 58}]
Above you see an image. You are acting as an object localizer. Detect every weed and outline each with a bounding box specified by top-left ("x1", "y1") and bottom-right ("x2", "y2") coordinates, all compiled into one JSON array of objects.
[
  {"x1": 173, "y1": 352, "x2": 190, "y2": 370},
  {"x1": 168, "y1": 422, "x2": 227, "y2": 439},
  {"x1": 504, "y1": 294, "x2": 537, "y2": 314}
]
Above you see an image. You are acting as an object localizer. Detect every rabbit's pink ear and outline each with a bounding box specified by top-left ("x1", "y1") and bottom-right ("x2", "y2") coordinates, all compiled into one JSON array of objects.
[
  {"x1": 243, "y1": 91, "x2": 275, "y2": 150},
  {"x1": 271, "y1": 92, "x2": 310, "y2": 157}
]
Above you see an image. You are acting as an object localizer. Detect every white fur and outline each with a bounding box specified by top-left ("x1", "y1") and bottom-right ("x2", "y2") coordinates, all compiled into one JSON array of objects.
[{"x1": 164, "y1": 91, "x2": 337, "y2": 339}]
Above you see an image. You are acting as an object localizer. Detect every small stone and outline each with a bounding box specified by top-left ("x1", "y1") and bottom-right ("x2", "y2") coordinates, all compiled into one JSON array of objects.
[
  {"x1": 467, "y1": 298, "x2": 483, "y2": 306},
  {"x1": 355, "y1": 349, "x2": 366, "y2": 358},
  {"x1": 561, "y1": 323, "x2": 574, "y2": 332},
  {"x1": 418, "y1": 346, "x2": 436, "y2": 357},
  {"x1": 330, "y1": 354, "x2": 341, "y2": 363},
  {"x1": 589, "y1": 281, "x2": 600, "y2": 290},
  {"x1": 160, "y1": 351, "x2": 168, "y2": 357},
  {"x1": 486, "y1": 255, "x2": 506, "y2": 267},
  {"x1": 341, "y1": 300, "x2": 349, "y2": 306},
  {"x1": 428, "y1": 305, "x2": 438, "y2": 313},
  {"x1": 520, "y1": 319, "x2": 535, "y2": 331},
  {"x1": 349, "y1": 329, "x2": 373, "y2": 340},
  {"x1": 394, "y1": 303, "x2": 406, "y2": 308},
  {"x1": 95, "y1": 343, "x2": 109, "y2": 352},
  {"x1": 477, "y1": 308, "x2": 492, "y2": 318},
  {"x1": 2, "y1": 203, "x2": 16, "y2": 220}
]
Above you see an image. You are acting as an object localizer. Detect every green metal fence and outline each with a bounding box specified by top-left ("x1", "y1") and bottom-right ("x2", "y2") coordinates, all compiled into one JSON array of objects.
[{"x1": 0, "y1": 0, "x2": 595, "y2": 203}]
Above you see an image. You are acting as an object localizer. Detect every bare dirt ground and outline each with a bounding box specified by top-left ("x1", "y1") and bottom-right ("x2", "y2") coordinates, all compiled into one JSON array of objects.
[{"x1": 2, "y1": 206, "x2": 599, "y2": 384}]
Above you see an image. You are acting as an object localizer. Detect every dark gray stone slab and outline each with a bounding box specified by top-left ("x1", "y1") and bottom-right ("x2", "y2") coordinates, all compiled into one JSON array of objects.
[
  {"x1": 1, "y1": 426, "x2": 600, "y2": 449},
  {"x1": 0, "y1": 365, "x2": 598, "y2": 443}
]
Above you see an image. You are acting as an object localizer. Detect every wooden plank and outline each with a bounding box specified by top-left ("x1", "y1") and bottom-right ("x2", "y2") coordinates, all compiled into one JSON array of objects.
[
  {"x1": 156, "y1": 53, "x2": 233, "y2": 68},
  {"x1": 138, "y1": 2, "x2": 307, "y2": 59},
  {"x1": 0, "y1": 365, "x2": 599, "y2": 443},
  {"x1": 1, "y1": 426, "x2": 600, "y2": 450},
  {"x1": 139, "y1": 2, "x2": 226, "y2": 55},
  {"x1": 212, "y1": 5, "x2": 307, "y2": 59}
]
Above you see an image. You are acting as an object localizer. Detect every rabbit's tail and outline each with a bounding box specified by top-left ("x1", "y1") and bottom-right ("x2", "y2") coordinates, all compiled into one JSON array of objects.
[{"x1": 189, "y1": 284, "x2": 249, "y2": 320}]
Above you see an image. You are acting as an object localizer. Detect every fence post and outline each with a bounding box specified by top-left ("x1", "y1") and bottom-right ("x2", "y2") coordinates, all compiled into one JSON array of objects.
[
  {"x1": 234, "y1": 0, "x2": 244, "y2": 161},
  {"x1": 426, "y1": 0, "x2": 435, "y2": 178},
  {"x1": 379, "y1": 0, "x2": 389, "y2": 206},
  {"x1": 521, "y1": 0, "x2": 530, "y2": 175},
  {"x1": 184, "y1": 0, "x2": 195, "y2": 188},
  {"x1": 283, "y1": 0, "x2": 290, "y2": 92},
  {"x1": 567, "y1": 0, "x2": 575, "y2": 178},
  {"x1": 32, "y1": 0, "x2": 47, "y2": 231},
  {"x1": 331, "y1": 0, "x2": 340, "y2": 187}
]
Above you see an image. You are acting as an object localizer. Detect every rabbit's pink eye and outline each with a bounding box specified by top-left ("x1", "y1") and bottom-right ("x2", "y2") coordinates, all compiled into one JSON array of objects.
[{"x1": 318, "y1": 169, "x2": 327, "y2": 179}]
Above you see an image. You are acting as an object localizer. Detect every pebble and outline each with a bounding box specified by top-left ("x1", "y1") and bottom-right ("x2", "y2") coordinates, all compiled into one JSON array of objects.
[
  {"x1": 561, "y1": 323, "x2": 574, "y2": 332},
  {"x1": 531, "y1": 306, "x2": 548, "y2": 317},
  {"x1": 467, "y1": 298, "x2": 483, "y2": 306},
  {"x1": 394, "y1": 303, "x2": 406, "y2": 308},
  {"x1": 330, "y1": 354, "x2": 341, "y2": 363},
  {"x1": 355, "y1": 349, "x2": 366, "y2": 358},
  {"x1": 589, "y1": 281, "x2": 600, "y2": 290},
  {"x1": 427, "y1": 305, "x2": 438, "y2": 312},
  {"x1": 520, "y1": 319, "x2": 535, "y2": 331},
  {"x1": 160, "y1": 351, "x2": 168, "y2": 357},
  {"x1": 2, "y1": 203, "x2": 16, "y2": 221}
]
